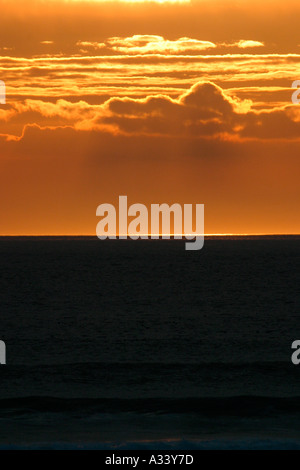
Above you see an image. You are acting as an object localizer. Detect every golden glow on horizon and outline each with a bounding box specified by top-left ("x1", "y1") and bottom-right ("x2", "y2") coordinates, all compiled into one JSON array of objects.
[
  {"x1": 0, "y1": 233, "x2": 298, "y2": 237},
  {"x1": 70, "y1": 0, "x2": 190, "y2": 3}
]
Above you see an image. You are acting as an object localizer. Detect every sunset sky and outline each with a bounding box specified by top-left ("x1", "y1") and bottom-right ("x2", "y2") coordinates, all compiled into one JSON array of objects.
[{"x1": 0, "y1": 0, "x2": 300, "y2": 235}]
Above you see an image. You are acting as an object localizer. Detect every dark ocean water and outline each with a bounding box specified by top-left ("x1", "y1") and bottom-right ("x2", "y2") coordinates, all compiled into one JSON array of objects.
[{"x1": 0, "y1": 237, "x2": 299, "y2": 449}]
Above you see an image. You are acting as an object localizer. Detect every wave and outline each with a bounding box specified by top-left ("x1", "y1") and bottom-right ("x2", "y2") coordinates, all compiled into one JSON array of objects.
[
  {"x1": 0, "y1": 360, "x2": 292, "y2": 374},
  {"x1": 1, "y1": 438, "x2": 300, "y2": 450},
  {"x1": 1, "y1": 395, "x2": 300, "y2": 416}
]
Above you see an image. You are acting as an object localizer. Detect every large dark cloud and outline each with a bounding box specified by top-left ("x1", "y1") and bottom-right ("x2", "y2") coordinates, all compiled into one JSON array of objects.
[{"x1": 1, "y1": 80, "x2": 300, "y2": 139}]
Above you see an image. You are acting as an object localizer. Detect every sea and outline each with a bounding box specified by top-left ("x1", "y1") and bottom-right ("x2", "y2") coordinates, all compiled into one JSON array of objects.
[{"x1": 0, "y1": 236, "x2": 299, "y2": 449}]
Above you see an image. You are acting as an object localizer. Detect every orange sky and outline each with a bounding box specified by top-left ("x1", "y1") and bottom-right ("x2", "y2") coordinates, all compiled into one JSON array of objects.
[{"x1": 0, "y1": 0, "x2": 300, "y2": 235}]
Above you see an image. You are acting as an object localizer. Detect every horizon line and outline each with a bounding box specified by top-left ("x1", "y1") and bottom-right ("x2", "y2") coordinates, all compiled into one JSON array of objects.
[{"x1": 0, "y1": 233, "x2": 299, "y2": 237}]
